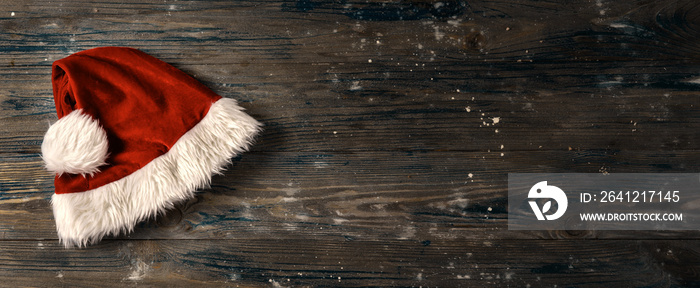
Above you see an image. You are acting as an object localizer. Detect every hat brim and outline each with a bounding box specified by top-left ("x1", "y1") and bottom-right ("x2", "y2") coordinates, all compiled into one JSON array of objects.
[{"x1": 51, "y1": 98, "x2": 262, "y2": 247}]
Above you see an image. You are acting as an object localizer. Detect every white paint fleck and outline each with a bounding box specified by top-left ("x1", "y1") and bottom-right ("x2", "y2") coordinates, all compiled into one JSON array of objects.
[
  {"x1": 371, "y1": 203, "x2": 387, "y2": 210},
  {"x1": 269, "y1": 279, "x2": 287, "y2": 288},
  {"x1": 609, "y1": 23, "x2": 633, "y2": 29},
  {"x1": 686, "y1": 77, "x2": 700, "y2": 84},
  {"x1": 448, "y1": 198, "x2": 469, "y2": 209},
  {"x1": 349, "y1": 81, "x2": 362, "y2": 91},
  {"x1": 434, "y1": 26, "x2": 445, "y2": 41},
  {"x1": 487, "y1": 207, "x2": 492, "y2": 212},
  {"x1": 333, "y1": 218, "x2": 348, "y2": 225},
  {"x1": 465, "y1": 106, "x2": 471, "y2": 112},
  {"x1": 281, "y1": 182, "x2": 300, "y2": 196},
  {"x1": 500, "y1": 144, "x2": 504, "y2": 149},
  {"x1": 447, "y1": 19, "x2": 461, "y2": 27},
  {"x1": 368, "y1": 59, "x2": 372, "y2": 63},
  {"x1": 229, "y1": 273, "x2": 241, "y2": 281},
  {"x1": 415, "y1": 272, "x2": 424, "y2": 281},
  {"x1": 56, "y1": 271, "x2": 63, "y2": 278},
  {"x1": 398, "y1": 225, "x2": 416, "y2": 239},
  {"x1": 10, "y1": 12, "x2": 15, "y2": 16},
  {"x1": 457, "y1": 274, "x2": 471, "y2": 279},
  {"x1": 468, "y1": 173, "x2": 473, "y2": 178},
  {"x1": 492, "y1": 117, "x2": 500, "y2": 124},
  {"x1": 596, "y1": 0, "x2": 607, "y2": 16},
  {"x1": 126, "y1": 259, "x2": 150, "y2": 281},
  {"x1": 168, "y1": 4, "x2": 177, "y2": 10}
]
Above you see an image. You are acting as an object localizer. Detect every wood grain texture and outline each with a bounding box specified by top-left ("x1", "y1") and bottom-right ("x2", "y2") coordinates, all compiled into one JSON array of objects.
[
  {"x1": 1, "y1": 239, "x2": 699, "y2": 287},
  {"x1": 2, "y1": 0, "x2": 700, "y2": 286}
]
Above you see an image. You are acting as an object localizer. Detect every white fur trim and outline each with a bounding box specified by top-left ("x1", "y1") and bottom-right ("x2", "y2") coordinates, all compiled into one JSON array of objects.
[
  {"x1": 42, "y1": 109, "x2": 109, "y2": 176},
  {"x1": 51, "y1": 98, "x2": 261, "y2": 247}
]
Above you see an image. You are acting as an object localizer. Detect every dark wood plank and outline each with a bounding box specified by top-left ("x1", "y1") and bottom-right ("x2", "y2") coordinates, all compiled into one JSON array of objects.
[
  {"x1": 3, "y1": 82, "x2": 700, "y2": 153},
  {"x1": 2, "y1": 0, "x2": 700, "y2": 153},
  {"x1": 3, "y1": 150, "x2": 700, "y2": 241},
  {"x1": 2, "y1": 0, "x2": 700, "y2": 286},
  {"x1": 1, "y1": 238, "x2": 698, "y2": 287}
]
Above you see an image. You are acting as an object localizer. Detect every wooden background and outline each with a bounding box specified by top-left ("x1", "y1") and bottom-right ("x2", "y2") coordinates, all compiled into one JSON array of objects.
[{"x1": 2, "y1": 0, "x2": 700, "y2": 286}]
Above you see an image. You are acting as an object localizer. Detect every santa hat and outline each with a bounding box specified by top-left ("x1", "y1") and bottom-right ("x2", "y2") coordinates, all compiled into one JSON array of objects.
[{"x1": 41, "y1": 47, "x2": 262, "y2": 247}]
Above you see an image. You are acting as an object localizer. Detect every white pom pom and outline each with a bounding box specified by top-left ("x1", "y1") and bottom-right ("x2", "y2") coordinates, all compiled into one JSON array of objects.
[{"x1": 42, "y1": 109, "x2": 109, "y2": 176}]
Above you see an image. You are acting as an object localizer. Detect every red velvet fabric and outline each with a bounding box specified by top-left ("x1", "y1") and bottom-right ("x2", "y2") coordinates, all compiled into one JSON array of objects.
[{"x1": 51, "y1": 47, "x2": 221, "y2": 194}]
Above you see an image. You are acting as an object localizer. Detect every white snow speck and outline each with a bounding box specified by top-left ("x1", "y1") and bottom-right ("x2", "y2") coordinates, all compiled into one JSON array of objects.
[
  {"x1": 492, "y1": 117, "x2": 500, "y2": 124},
  {"x1": 10, "y1": 12, "x2": 15, "y2": 16}
]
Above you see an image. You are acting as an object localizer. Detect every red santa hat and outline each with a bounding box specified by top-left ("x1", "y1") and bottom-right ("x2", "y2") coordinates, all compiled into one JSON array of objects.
[{"x1": 41, "y1": 47, "x2": 262, "y2": 247}]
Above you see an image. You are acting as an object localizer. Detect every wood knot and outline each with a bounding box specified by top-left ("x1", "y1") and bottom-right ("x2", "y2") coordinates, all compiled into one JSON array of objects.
[{"x1": 463, "y1": 31, "x2": 486, "y2": 51}]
